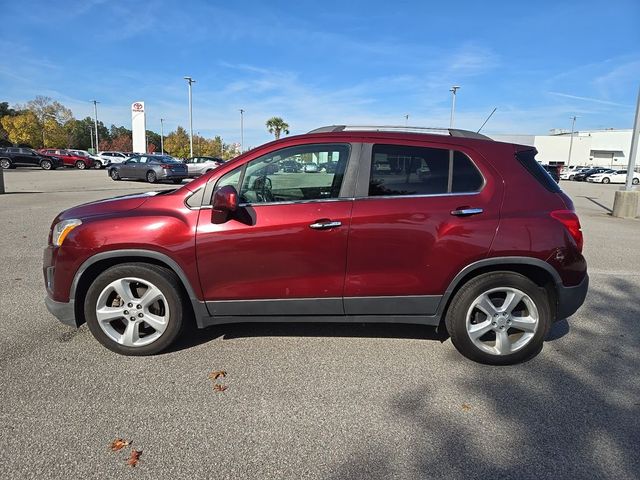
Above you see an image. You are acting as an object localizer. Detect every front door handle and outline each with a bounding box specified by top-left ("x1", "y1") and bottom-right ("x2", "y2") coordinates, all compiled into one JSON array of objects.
[
  {"x1": 309, "y1": 220, "x2": 342, "y2": 230},
  {"x1": 450, "y1": 207, "x2": 483, "y2": 217}
]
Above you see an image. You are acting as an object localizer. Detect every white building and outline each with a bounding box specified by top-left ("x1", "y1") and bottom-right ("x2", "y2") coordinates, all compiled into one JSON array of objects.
[{"x1": 491, "y1": 129, "x2": 637, "y2": 170}]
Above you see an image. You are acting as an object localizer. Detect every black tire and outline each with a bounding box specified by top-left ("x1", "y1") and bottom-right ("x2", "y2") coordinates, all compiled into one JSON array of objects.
[
  {"x1": 0, "y1": 158, "x2": 11, "y2": 169},
  {"x1": 171, "y1": 179, "x2": 183, "y2": 184},
  {"x1": 146, "y1": 170, "x2": 157, "y2": 183},
  {"x1": 93, "y1": 160, "x2": 102, "y2": 169},
  {"x1": 445, "y1": 272, "x2": 551, "y2": 365},
  {"x1": 75, "y1": 160, "x2": 86, "y2": 170},
  {"x1": 568, "y1": 175, "x2": 575, "y2": 180},
  {"x1": 602, "y1": 177, "x2": 610, "y2": 184},
  {"x1": 110, "y1": 168, "x2": 120, "y2": 180},
  {"x1": 633, "y1": 178, "x2": 639, "y2": 185},
  {"x1": 40, "y1": 159, "x2": 52, "y2": 170},
  {"x1": 84, "y1": 263, "x2": 186, "y2": 356}
]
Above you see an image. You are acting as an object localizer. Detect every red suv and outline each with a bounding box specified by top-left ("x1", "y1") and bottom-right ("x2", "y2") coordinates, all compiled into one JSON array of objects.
[
  {"x1": 43, "y1": 126, "x2": 588, "y2": 364},
  {"x1": 39, "y1": 149, "x2": 95, "y2": 169}
]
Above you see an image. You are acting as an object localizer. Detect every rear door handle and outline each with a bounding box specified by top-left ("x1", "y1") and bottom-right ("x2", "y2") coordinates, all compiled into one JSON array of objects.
[
  {"x1": 450, "y1": 208, "x2": 483, "y2": 217},
  {"x1": 309, "y1": 220, "x2": 342, "y2": 230}
]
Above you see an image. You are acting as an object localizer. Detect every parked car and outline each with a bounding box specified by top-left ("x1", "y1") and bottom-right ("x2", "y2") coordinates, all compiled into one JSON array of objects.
[
  {"x1": 319, "y1": 161, "x2": 338, "y2": 173},
  {"x1": 302, "y1": 162, "x2": 320, "y2": 173},
  {"x1": 97, "y1": 151, "x2": 129, "y2": 166},
  {"x1": 280, "y1": 159, "x2": 301, "y2": 172},
  {"x1": 107, "y1": 154, "x2": 188, "y2": 183},
  {"x1": 184, "y1": 156, "x2": 224, "y2": 177},
  {"x1": 587, "y1": 169, "x2": 640, "y2": 184},
  {"x1": 44, "y1": 125, "x2": 588, "y2": 365},
  {"x1": 0, "y1": 147, "x2": 63, "y2": 170},
  {"x1": 572, "y1": 167, "x2": 613, "y2": 182},
  {"x1": 540, "y1": 164, "x2": 560, "y2": 183},
  {"x1": 69, "y1": 149, "x2": 104, "y2": 169},
  {"x1": 39, "y1": 149, "x2": 95, "y2": 169},
  {"x1": 560, "y1": 167, "x2": 590, "y2": 181},
  {"x1": 560, "y1": 165, "x2": 587, "y2": 174}
]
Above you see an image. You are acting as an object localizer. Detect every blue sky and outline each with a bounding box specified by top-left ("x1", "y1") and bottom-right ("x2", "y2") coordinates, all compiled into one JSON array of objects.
[{"x1": 1, "y1": 0, "x2": 638, "y2": 147}]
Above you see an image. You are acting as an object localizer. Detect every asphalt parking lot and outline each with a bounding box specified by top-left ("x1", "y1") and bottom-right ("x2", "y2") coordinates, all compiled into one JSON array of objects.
[{"x1": 1, "y1": 169, "x2": 639, "y2": 479}]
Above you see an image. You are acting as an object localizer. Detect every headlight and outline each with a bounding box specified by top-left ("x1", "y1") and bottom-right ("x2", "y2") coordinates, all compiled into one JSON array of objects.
[{"x1": 52, "y1": 219, "x2": 82, "y2": 246}]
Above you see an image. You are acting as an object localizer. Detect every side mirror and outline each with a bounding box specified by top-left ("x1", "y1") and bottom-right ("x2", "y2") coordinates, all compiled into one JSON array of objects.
[{"x1": 211, "y1": 185, "x2": 238, "y2": 224}]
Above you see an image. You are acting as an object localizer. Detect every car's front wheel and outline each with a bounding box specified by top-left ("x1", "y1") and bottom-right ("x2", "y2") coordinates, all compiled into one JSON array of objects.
[
  {"x1": 75, "y1": 160, "x2": 86, "y2": 170},
  {"x1": 633, "y1": 178, "x2": 639, "y2": 185},
  {"x1": 110, "y1": 169, "x2": 120, "y2": 180},
  {"x1": 146, "y1": 170, "x2": 157, "y2": 183},
  {"x1": 445, "y1": 272, "x2": 551, "y2": 365},
  {"x1": 84, "y1": 263, "x2": 186, "y2": 355},
  {"x1": 602, "y1": 177, "x2": 610, "y2": 184},
  {"x1": 40, "y1": 159, "x2": 52, "y2": 170},
  {"x1": 93, "y1": 160, "x2": 102, "y2": 169},
  {"x1": 0, "y1": 159, "x2": 11, "y2": 169}
]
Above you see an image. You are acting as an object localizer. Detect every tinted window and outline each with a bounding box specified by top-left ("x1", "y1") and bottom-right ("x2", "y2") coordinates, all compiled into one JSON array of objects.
[
  {"x1": 516, "y1": 149, "x2": 561, "y2": 193},
  {"x1": 368, "y1": 144, "x2": 483, "y2": 197}
]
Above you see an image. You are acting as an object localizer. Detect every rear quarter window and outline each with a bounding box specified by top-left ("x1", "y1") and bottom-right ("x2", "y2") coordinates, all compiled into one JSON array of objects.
[{"x1": 515, "y1": 148, "x2": 561, "y2": 193}]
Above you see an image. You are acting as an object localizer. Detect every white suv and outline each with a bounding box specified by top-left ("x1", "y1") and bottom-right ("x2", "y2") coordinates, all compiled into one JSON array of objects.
[{"x1": 97, "y1": 151, "x2": 130, "y2": 166}]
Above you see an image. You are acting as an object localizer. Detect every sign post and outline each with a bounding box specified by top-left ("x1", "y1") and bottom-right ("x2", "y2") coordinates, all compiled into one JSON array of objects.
[
  {"x1": 131, "y1": 101, "x2": 147, "y2": 153},
  {"x1": 612, "y1": 86, "x2": 640, "y2": 218}
]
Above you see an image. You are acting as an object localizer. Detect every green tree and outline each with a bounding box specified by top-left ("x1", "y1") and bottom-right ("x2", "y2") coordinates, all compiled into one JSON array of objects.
[
  {"x1": 265, "y1": 117, "x2": 290, "y2": 140},
  {"x1": 146, "y1": 130, "x2": 161, "y2": 152},
  {"x1": 0, "y1": 102, "x2": 20, "y2": 144},
  {"x1": 22, "y1": 96, "x2": 74, "y2": 147},
  {"x1": 163, "y1": 126, "x2": 190, "y2": 158}
]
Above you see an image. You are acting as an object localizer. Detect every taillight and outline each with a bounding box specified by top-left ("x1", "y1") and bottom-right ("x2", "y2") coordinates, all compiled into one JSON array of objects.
[
  {"x1": 160, "y1": 164, "x2": 172, "y2": 169},
  {"x1": 550, "y1": 210, "x2": 583, "y2": 252}
]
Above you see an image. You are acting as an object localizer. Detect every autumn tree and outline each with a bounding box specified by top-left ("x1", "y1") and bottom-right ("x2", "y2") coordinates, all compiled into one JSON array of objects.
[
  {"x1": 163, "y1": 126, "x2": 190, "y2": 158},
  {"x1": 1, "y1": 111, "x2": 42, "y2": 147},
  {"x1": 266, "y1": 117, "x2": 290, "y2": 140}
]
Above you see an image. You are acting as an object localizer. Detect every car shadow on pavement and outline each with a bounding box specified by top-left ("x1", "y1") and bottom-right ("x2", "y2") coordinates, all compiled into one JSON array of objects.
[
  {"x1": 579, "y1": 195, "x2": 613, "y2": 213},
  {"x1": 325, "y1": 276, "x2": 640, "y2": 479},
  {"x1": 167, "y1": 321, "x2": 448, "y2": 353}
]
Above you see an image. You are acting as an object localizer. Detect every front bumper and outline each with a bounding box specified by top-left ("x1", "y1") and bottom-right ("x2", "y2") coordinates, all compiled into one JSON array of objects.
[
  {"x1": 556, "y1": 274, "x2": 589, "y2": 320},
  {"x1": 45, "y1": 295, "x2": 78, "y2": 327}
]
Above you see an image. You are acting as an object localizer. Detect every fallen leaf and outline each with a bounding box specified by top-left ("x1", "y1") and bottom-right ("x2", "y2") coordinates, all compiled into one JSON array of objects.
[
  {"x1": 209, "y1": 370, "x2": 227, "y2": 380},
  {"x1": 213, "y1": 384, "x2": 228, "y2": 392},
  {"x1": 461, "y1": 403, "x2": 472, "y2": 411},
  {"x1": 127, "y1": 449, "x2": 143, "y2": 467},
  {"x1": 109, "y1": 438, "x2": 131, "y2": 451}
]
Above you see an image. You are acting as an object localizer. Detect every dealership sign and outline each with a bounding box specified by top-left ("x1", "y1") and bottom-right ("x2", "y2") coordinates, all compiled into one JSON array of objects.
[{"x1": 131, "y1": 101, "x2": 147, "y2": 153}]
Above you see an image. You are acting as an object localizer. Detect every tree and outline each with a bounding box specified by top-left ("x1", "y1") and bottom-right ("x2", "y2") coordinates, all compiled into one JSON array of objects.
[
  {"x1": 163, "y1": 126, "x2": 190, "y2": 158},
  {"x1": 1, "y1": 111, "x2": 42, "y2": 147},
  {"x1": 266, "y1": 117, "x2": 290, "y2": 140},
  {"x1": 146, "y1": 130, "x2": 161, "y2": 152},
  {"x1": 0, "y1": 102, "x2": 20, "y2": 143},
  {"x1": 22, "y1": 96, "x2": 73, "y2": 147}
]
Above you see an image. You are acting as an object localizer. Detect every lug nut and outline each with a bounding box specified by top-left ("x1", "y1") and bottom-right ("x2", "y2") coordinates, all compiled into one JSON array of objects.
[
  {"x1": 136, "y1": 304, "x2": 142, "y2": 309},
  {"x1": 138, "y1": 313, "x2": 143, "y2": 318},
  {"x1": 128, "y1": 303, "x2": 133, "y2": 308},
  {"x1": 130, "y1": 316, "x2": 135, "y2": 321},
  {"x1": 124, "y1": 310, "x2": 129, "y2": 315},
  {"x1": 492, "y1": 322, "x2": 496, "y2": 326}
]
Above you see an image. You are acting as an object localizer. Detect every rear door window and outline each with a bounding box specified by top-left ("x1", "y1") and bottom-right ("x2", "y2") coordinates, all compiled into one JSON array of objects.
[{"x1": 368, "y1": 144, "x2": 484, "y2": 197}]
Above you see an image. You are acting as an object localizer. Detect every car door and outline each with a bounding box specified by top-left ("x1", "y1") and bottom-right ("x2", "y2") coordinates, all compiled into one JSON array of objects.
[
  {"x1": 614, "y1": 170, "x2": 627, "y2": 183},
  {"x1": 119, "y1": 156, "x2": 139, "y2": 177},
  {"x1": 10, "y1": 148, "x2": 28, "y2": 165},
  {"x1": 195, "y1": 142, "x2": 358, "y2": 317},
  {"x1": 343, "y1": 142, "x2": 503, "y2": 316},
  {"x1": 185, "y1": 157, "x2": 198, "y2": 176},
  {"x1": 133, "y1": 156, "x2": 149, "y2": 179}
]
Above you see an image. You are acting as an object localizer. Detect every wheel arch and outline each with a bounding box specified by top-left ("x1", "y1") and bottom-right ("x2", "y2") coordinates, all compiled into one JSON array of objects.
[
  {"x1": 437, "y1": 257, "x2": 560, "y2": 323},
  {"x1": 71, "y1": 249, "x2": 207, "y2": 327}
]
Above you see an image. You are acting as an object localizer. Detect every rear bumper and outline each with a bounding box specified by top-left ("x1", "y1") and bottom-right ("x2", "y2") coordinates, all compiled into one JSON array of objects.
[
  {"x1": 556, "y1": 274, "x2": 589, "y2": 320},
  {"x1": 158, "y1": 170, "x2": 188, "y2": 179},
  {"x1": 45, "y1": 295, "x2": 78, "y2": 327}
]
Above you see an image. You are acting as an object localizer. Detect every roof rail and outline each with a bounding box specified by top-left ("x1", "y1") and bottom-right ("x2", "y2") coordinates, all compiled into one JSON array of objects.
[{"x1": 307, "y1": 125, "x2": 492, "y2": 141}]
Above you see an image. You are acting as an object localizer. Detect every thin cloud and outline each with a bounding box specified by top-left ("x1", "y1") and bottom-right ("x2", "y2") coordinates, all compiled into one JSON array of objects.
[{"x1": 547, "y1": 91, "x2": 630, "y2": 107}]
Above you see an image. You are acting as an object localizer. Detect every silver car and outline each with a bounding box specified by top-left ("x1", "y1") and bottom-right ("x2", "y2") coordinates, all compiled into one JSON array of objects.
[
  {"x1": 184, "y1": 156, "x2": 224, "y2": 177},
  {"x1": 108, "y1": 154, "x2": 188, "y2": 184}
]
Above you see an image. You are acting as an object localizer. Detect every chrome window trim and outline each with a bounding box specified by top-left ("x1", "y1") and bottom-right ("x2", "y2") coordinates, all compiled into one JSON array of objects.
[{"x1": 355, "y1": 190, "x2": 483, "y2": 200}]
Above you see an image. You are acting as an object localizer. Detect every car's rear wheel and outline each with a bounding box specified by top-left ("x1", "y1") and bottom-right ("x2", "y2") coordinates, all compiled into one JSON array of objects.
[
  {"x1": 40, "y1": 159, "x2": 52, "y2": 170},
  {"x1": 602, "y1": 177, "x2": 610, "y2": 184},
  {"x1": 75, "y1": 160, "x2": 86, "y2": 170},
  {"x1": 146, "y1": 170, "x2": 157, "y2": 183},
  {"x1": 84, "y1": 263, "x2": 185, "y2": 355},
  {"x1": 110, "y1": 169, "x2": 120, "y2": 180},
  {"x1": 93, "y1": 160, "x2": 102, "y2": 169},
  {"x1": 633, "y1": 178, "x2": 639, "y2": 185},
  {"x1": 445, "y1": 272, "x2": 551, "y2": 365},
  {"x1": 568, "y1": 174, "x2": 575, "y2": 180},
  {"x1": 1, "y1": 158, "x2": 12, "y2": 169}
]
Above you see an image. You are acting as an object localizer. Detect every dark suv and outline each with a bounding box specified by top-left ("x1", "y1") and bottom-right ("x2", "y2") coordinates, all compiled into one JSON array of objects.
[
  {"x1": 43, "y1": 126, "x2": 588, "y2": 364},
  {"x1": 0, "y1": 147, "x2": 63, "y2": 170}
]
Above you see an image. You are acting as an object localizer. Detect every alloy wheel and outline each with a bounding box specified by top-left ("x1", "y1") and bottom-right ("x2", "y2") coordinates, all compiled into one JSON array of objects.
[{"x1": 465, "y1": 287, "x2": 539, "y2": 356}]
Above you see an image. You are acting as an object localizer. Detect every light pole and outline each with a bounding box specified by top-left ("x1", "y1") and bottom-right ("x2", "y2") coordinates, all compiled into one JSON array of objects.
[
  {"x1": 449, "y1": 86, "x2": 460, "y2": 128},
  {"x1": 184, "y1": 76, "x2": 196, "y2": 157},
  {"x1": 160, "y1": 118, "x2": 165, "y2": 155},
  {"x1": 91, "y1": 100, "x2": 100, "y2": 152},
  {"x1": 404, "y1": 114, "x2": 409, "y2": 126},
  {"x1": 623, "y1": 87, "x2": 640, "y2": 191},
  {"x1": 567, "y1": 116, "x2": 577, "y2": 168},
  {"x1": 239, "y1": 109, "x2": 244, "y2": 153},
  {"x1": 88, "y1": 126, "x2": 94, "y2": 152}
]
